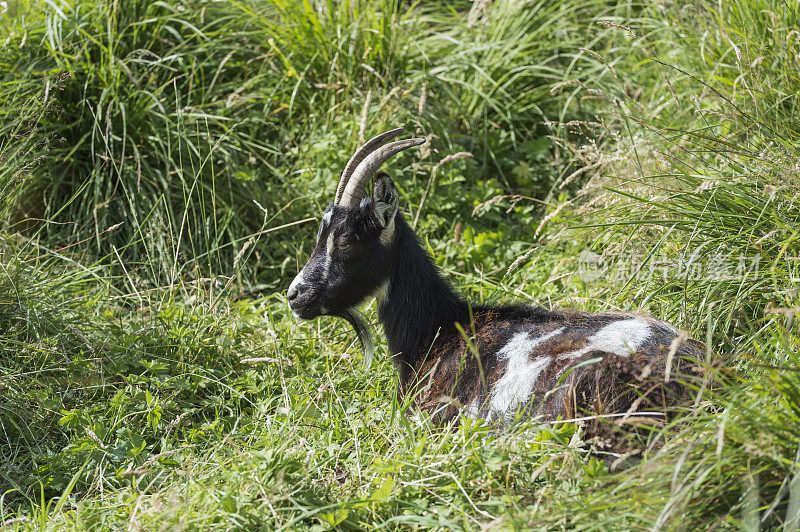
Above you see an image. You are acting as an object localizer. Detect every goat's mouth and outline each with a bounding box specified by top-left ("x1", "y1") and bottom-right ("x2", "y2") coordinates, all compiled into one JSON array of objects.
[
  {"x1": 288, "y1": 294, "x2": 324, "y2": 320},
  {"x1": 290, "y1": 306, "x2": 320, "y2": 320}
]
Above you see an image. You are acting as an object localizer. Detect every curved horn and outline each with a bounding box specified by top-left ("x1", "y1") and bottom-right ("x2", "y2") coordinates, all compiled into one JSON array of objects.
[
  {"x1": 334, "y1": 127, "x2": 406, "y2": 205},
  {"x1": 339, "y1": 137, "x2": 426, "y2": 207}
]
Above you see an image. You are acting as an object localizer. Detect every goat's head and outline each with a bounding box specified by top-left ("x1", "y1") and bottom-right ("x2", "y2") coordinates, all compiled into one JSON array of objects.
[{"x1": 286, "y1": 128, "x2": 425, "y2": 360}]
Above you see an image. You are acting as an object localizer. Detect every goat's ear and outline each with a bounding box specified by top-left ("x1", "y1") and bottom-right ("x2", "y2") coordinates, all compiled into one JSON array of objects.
[{"x1": 372, "y1": 172, "x2": 399, "y2": 228}]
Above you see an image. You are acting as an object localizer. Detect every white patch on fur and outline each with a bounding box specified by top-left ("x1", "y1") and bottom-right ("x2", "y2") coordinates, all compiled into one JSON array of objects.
[
  {"x1": 321, "y1": 230, "x2": 335, "y2": 280},
  {"x1": 288, "y1": 268, "x2": 305, "y2": 293},
  {"x1": 487, "y1": 327, "x2": 565, "y2": 422},
  {"x1": 321, "y1": 210, "x2": 332, "y2": 225},
  {"x1": 559, "y1": 318, "x2": 652, "y2": 360},
  {"x1": 288, "y1": 268, "x2": 305, "y2": 318}
]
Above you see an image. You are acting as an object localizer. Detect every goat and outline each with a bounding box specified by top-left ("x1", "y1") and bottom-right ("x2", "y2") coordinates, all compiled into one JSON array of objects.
[{"x1": 287, "y1": 127, "x2": 701, "y2": 426}]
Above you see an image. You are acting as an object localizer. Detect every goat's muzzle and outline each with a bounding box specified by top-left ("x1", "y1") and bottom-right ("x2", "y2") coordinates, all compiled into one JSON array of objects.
[{"x1": 287, "y1": 270, "x2": 323, "y2": 319}]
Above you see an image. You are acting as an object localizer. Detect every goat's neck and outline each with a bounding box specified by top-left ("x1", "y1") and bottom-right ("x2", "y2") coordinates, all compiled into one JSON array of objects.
[{"x1": 377, "y1": 215, "x2": 468, "y2": 383}]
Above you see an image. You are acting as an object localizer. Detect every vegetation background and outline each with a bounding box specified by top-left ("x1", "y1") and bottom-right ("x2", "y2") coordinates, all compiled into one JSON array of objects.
[{"x1": 1, "y1": 0, "x2": 799, "y2": 529}]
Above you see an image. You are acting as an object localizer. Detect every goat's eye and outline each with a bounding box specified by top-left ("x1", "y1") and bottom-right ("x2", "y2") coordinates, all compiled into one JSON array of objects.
[{"x1": 337, "y1": 243, "x2": 351, "y2": 252}]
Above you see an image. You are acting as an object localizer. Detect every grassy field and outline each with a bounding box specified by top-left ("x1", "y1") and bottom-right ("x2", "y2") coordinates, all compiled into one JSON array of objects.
[{"x1": 1, "y1": 0, "x2": 799, "y2": 529}]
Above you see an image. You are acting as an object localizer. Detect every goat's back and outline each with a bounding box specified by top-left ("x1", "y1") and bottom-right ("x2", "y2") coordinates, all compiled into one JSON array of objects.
[{"x1": 408, "y1": 305, "x2": 703, "y2": 426}]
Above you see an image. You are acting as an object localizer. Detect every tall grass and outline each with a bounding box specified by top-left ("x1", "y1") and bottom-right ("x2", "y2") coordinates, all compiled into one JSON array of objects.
[
  {"x1": 1, "y1": 0, "x2": 632, "y2": 288},
  {"x1": 523, "y1": 0, "x2": 800, "y2": 528},
  {"x1": 2, "y1": 1, "x2": 288, "y2": 286}
]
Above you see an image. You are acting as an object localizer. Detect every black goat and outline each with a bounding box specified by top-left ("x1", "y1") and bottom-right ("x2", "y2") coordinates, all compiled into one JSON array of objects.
[{"x1": 287, "y1": 128, "x2": 700, "y2": 425}]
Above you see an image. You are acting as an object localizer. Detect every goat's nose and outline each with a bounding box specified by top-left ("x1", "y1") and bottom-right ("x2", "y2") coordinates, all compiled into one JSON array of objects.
[{"x1": 287, "y1": 284, "x2": 300, "y2": 302}]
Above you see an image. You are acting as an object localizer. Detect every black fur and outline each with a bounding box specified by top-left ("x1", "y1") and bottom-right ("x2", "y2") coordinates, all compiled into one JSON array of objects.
[{"x1": 377, "y1": 213, "x2": 468, "y2": 381}]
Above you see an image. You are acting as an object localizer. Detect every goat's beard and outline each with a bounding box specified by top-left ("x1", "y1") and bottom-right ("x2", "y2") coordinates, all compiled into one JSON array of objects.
[{"x1": 339, "y1": 308, "x2": 374, "y2": 368}]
